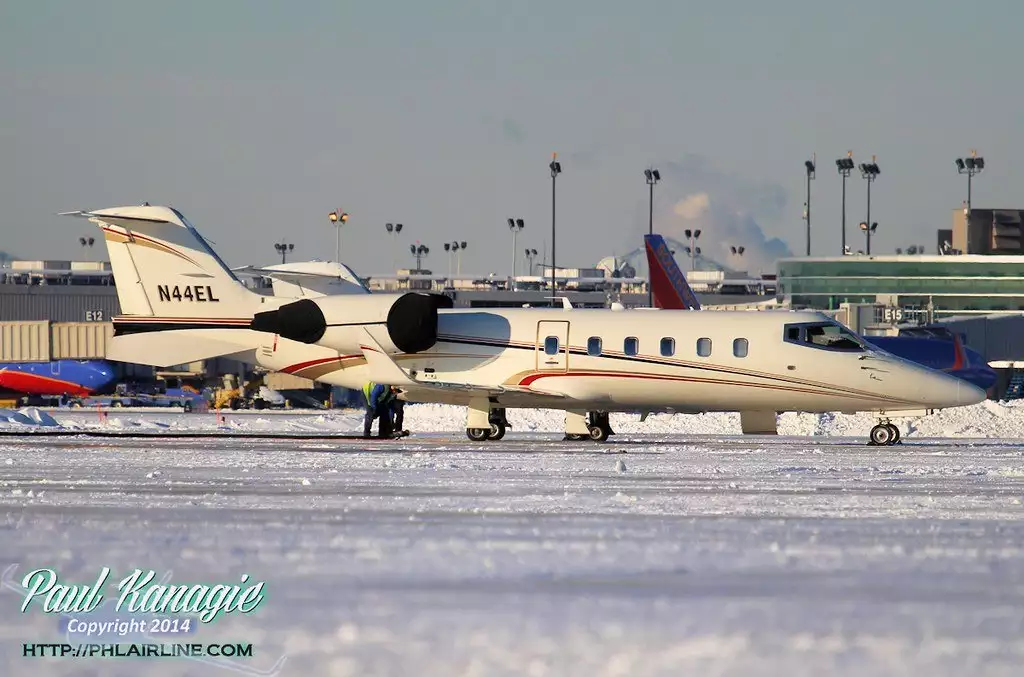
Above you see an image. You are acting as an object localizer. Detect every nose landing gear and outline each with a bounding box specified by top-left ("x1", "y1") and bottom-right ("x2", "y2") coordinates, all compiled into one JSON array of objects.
[{"x1": 868, "y1": 420, "x2": 901, "y2": 446}]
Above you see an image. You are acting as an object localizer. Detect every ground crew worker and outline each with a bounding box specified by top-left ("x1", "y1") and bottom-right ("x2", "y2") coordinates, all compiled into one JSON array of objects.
[
  {"x1": 362, "y1": 382, "x2": 393, "y2": 438},
  {"x1": 389, "y1": 386, "x2": 406, "y2": 436}
]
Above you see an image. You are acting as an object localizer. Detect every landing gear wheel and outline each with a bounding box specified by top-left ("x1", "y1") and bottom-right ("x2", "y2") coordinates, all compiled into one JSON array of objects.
[
  {"x1": 886, "y1": 423, "x2": 901, "y2": 444},
  {"x1": 869, "y1": 423, "x2": 894, "y2": 446},
  {"x1": 466, "y1": 427, "x2": 490, "y2": 442},
  {"x1": 487, "y1": 422, "x2": 506, "y2": 440},
  {"x1": 564, "y1": 434, "x2": 586, "y2": 441},
  {"x1": 587, "y1": 424, "x2": 610, "y2": 442}
]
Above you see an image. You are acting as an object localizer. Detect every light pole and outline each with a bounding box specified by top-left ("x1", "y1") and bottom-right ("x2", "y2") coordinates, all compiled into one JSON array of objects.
[
  {"x1": 507, "y1": 218, "x2": 524, "y2": 289},
  {"x1": 410, "y1": 243, "x2": 429, "y2": 271},
  {"x1": 385, "y1": 222, "x2": 403, "y2": 272},
  {"x1": 835, "y1": 152, "x2": 854, "y2": 255},
  {"x1": 955, "y1": 150, "x2": 984, "y2": 225},
  {"x1": 804, "y1": 155, "x2": 815, "y2": 256},
  {"x1": 444, "y1": 242, "x2": 453, "y2": 278},
  {"x1": 456, "y1": 241, "x2": 467, "y2": 276},
  {"x1": 327, "y1": 209, "x2": 349, "y2": 263},
  {"x1": 644, "y1": 168, "x2": 661, "y2": 306},
  {"x1": 859, "y1": 221, "x2": 878, "y2": 254},
  {"x1": 549, "y1": 152, "x2": 562, "y2": 298},
  {"x1": 525, "y1": 248, "x2": 538, "y2": 274},
  {"x1": 78, "y1": 236, "x2": 95, "y2": 260},
  {"x1": 683, "y1": 228, "x2": 702, "y2": 271},
  {"x1": 858, "y1": 157, "x2": 880, "y2": 255},
  {"x1": 274, "y1": 241, "x2": 294, "y2": 264}
]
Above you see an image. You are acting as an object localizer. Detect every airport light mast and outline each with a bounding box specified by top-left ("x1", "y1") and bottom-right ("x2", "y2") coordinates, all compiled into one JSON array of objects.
[
  {"x1": 683, "y1": 229, "x2": 702, "y2": 271},
  {"x1": 835, "y1": 152, "x2": 854, "y2": 255},
  {"x1": 859, "y1": 221, "x2": 878, "y2": 254},
  {"x1": 507, "y1": 218, "x2": 524, "y2": 290},
  {"x1": 644, "y1": 168, "x2": 661, "y2": 307},
  {"x1": 78, "y1": 236, "x2": 95, "y2": 261},
  {"x1": 955, "y1": 151, "x2": 984, "y2": 223},
  {"x1": 804, "y1": 156, "x2": 815, "y2": 256},
  {"x1": 525, "y1": 248, "x2": 538, "y2": 274},
  {"x1": 456, "y1": 241, "x2": 467, "y2": 276},
  {"x1": 273, "y1": 241, "x2": 294, "y2": 264},
  {"x1": 410, "y1": 243, "x2": 429, "y2": 272},
  {"x1": 858, "y1": 157, "x2": 880, "y2": 254},
  {"x1": 385, "y1": 222, "x2": 403, "y2": 272},
  {"x1": 549, "y1": 153, "x2": 562, "y2": 300},
  {"x1": 328, "y1": 209, "x2": 349, "y2": 263}
]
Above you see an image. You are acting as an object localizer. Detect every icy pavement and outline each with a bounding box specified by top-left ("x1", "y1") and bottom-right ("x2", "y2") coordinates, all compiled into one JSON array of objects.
[{"x1": 1, "y1": 428, "x2": 1024, "y2": 676}]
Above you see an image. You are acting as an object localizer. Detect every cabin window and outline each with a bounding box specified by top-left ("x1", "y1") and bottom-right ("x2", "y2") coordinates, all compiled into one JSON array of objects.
[
  {"x1": 784, "y1": 322, "x2": 864, "y2": 352},
  {"x1": 660, "y1": 337, "x2": 675, "y2": 357},
  {"x1": 624, "y1": 337, "x2": 639, "y2": 356},
  {"x1": 587, "y1": 336, "x2": 602, "y2": 356},
  {"x1": 733, "y1": 338, "x2": 748, "y2": 358},
  {"x1": 544, "y1": 336, "x2": 560, "y2": 355},
  {"x1": 696, "y1": 337, "x2": 712, "y2": 357}
]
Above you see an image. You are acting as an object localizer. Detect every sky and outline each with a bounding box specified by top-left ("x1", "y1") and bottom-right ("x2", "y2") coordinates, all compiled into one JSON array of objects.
[{"x1": 3, "y1": 0, "x2": 1023, "y2": 277}]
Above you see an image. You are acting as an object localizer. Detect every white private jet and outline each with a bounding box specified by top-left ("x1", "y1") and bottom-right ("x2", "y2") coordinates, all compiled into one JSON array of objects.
[{"x1": 64, "y1": 205, "x2": 985, "y2": 445}]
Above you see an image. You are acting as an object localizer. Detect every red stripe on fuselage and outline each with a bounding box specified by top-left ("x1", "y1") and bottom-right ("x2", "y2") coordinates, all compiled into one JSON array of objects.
[{"x1": 281, "y1": 355, "x2": 361, "y2": 373}]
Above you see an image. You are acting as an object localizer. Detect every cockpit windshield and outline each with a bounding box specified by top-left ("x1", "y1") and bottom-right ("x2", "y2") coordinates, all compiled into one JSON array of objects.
[{"x1": 784, "y1": 322, "x2": 866, "y2": 352}]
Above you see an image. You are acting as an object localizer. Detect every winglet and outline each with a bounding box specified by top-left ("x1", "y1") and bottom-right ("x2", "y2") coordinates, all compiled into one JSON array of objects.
[{"x1": 545, "y1": 296, "x2": 573, "y2": 310}]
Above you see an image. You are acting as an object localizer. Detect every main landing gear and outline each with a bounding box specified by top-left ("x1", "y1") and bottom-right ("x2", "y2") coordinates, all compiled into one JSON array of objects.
[
  {"x1": 564, "y1": 411, "x2": 614, "y2": 443},
  {"x1": 868, "y1": 419, "x2": 902, "y2": 446},
  {"x1": 465, "y1": 407, "x2": 510, "y2": 442}
]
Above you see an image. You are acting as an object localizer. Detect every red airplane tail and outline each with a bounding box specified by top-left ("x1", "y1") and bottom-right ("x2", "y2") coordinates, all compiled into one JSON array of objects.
[{"x1": 644, "y1": 234, "x2": 701, "y2": 310}]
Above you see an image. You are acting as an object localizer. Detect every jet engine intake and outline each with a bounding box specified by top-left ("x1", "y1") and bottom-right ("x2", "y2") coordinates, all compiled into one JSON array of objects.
[{"x1": 386, "y1": 292, "x2": 453, "y2": 353}]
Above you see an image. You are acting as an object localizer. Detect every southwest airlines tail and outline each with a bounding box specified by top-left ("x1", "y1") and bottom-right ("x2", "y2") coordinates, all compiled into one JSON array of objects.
[
  {"x1": 61, "y1": 205, "x2": 272, "y2": 367},
  {"x1": 644, "y1": 234, "x2": 701, "y2": 310}
]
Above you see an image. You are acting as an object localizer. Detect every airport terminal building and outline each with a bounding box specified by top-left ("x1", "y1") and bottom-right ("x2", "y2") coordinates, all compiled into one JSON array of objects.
[
  {"x1": 778, "y1": 206, "x2": 1024, "y2": 319},
  {"x1": 776, "y1": 255, "x2": 1024, "y2": 319}
]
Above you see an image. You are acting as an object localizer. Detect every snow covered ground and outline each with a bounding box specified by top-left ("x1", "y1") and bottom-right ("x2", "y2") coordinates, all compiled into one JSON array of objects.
[
  {"x1": 1, "y1": 403, "x2": 1024, "y2": 676},
  {"x1": 3, "y1": 397, "x2": 1024, "y2": 439}
]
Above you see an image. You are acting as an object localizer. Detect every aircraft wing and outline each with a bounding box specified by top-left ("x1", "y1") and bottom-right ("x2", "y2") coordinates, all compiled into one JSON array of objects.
[{"x1": 359, "y1": 330, "x2": 566, "y2": 398}]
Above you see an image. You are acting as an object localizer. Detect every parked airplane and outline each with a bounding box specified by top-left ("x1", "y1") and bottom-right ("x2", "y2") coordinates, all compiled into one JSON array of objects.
[
  {"x1": 66, "y1": 205, "x2": 985, "y2": 445},
  {"x1": 0, "y1": 359, "x2": 116, "y2": 397},
  {"x1": 643, "y1": 234, "x2": 999, "y2": 393},
  {"x1": 865, "y1": 331, "x2": 997, "y2": 392}
]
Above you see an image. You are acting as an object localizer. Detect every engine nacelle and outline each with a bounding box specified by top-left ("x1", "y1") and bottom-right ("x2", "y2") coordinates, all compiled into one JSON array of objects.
[{"x1": 250, "y1": 292, "x2": 453, "y2": 354}]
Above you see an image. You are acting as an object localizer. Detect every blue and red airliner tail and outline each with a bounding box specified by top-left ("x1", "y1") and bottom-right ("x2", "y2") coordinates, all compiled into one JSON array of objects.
[
  {"x1": 0, "y1": 360, "x2": 117, "y2": 397},
  {"x1": 643, "y1": 233, "x2": 995, "y2": 393},
  {"x1": 644, "y1": 234, "x2": 701, "y2": 310}
]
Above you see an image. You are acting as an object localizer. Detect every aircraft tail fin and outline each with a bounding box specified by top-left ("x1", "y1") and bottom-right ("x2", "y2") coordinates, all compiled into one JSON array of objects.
[
  {"x1": 644, "y1": 234, "x2": 701, "y2": 310},
  {"x1": 61, "y1": 205, "x2": 265, "y2": 320}
]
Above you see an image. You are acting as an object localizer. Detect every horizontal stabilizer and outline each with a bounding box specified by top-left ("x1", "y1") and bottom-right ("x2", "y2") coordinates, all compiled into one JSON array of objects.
[{"x1": 106, "y1": 330, "x2": 261, "y2": 367}]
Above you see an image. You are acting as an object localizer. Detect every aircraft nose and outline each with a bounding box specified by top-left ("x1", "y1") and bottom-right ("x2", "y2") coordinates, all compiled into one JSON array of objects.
[{"x1": 913, "y1": 369, "x2": 986, "y2": 408}]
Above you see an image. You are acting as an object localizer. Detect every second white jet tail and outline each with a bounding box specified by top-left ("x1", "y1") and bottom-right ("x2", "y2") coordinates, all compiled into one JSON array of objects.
[{"x1": 62, "y1": 205, "x2": 275, "y2": 367}]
